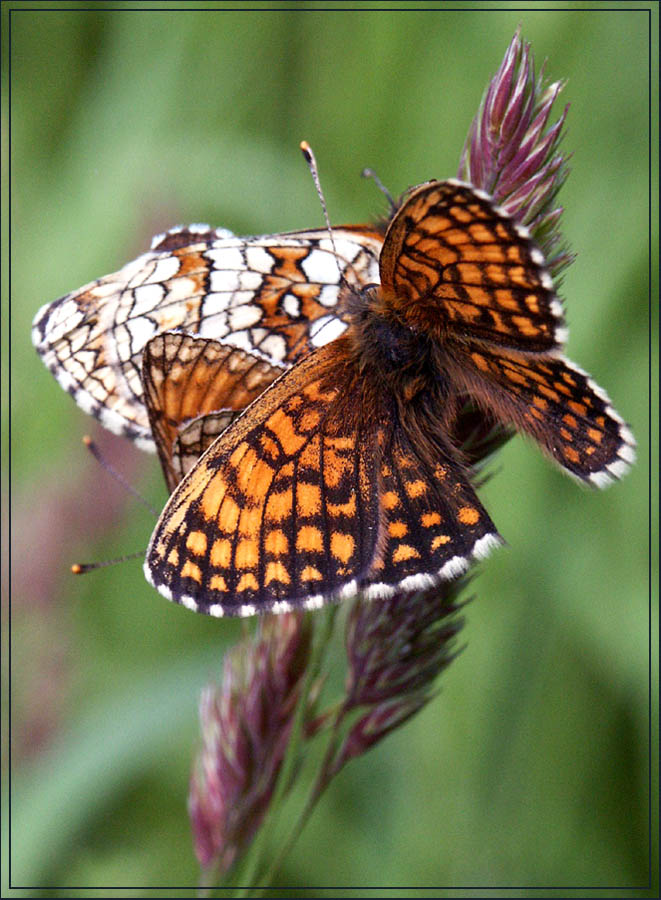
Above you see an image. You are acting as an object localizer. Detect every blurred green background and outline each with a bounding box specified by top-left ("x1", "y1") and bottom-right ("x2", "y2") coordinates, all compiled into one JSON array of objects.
[{"x1": 4, "y1": 2, "x2": 657, "y2": 895}]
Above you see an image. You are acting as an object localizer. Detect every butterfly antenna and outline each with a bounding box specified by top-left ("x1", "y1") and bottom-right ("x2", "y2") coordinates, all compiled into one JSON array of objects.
[
  {"x1": 71, "y1": 550, "x2": 145, "y2": 575},
  {"x1": 82, "y1": 435, "x2": 159, "y2": 517},
  {"x1": 300, "y1": 141, "x2": 352, "y2": 293},
  {"x1": 361, "y1": 167, "x2": 396, "y2": 214}
]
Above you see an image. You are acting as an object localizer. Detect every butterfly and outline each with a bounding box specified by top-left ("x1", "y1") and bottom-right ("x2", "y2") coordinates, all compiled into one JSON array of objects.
[
  {"x1": 32, "y1": 223, "x2": 384, "y2": 451},
  {"x1": 143, "y1": 179, "x2": 636, "y2": 617}
]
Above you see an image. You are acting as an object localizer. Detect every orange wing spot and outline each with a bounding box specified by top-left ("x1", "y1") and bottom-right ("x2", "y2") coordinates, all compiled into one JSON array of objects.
[
  {"x1": 421, "y1": 512, "x2": 442, "y2": 527},
  {"x1": 382, "y1": 491, "x2": 400, "y2": 510},
  {"x1": 471, "y1": 352, "x2": 489, "y2": 371},
  {"x1": 229, "y1": 441, "x2": 250, "y2": 469},
  {"x1": 237, "y1": 572, "x2": 259, "y2": 592},
  {"x1": 240, "y1": 458, "x2": 275, "y2": 501},
  {"x1": 266, "y1": 529, "x2": 289, "y2": 555},
  {"x1": 328, "y1": 496, "x2": 356, "y2": 517},
  {"x1": 488, "y1": 305, "x2": 506, "y2": 332},
  {"x1": 392, "y1": 544, "x2": 421, "y2": 563},
  {"x1": 529, "y1": 406, "x2": 543, "y2": 420},
  {"x1": 405, "y1": 480, "x2": 427, "y2": 499},
  {"x1": 505, "y1": 242, "x2": 525, "y2": 262},
  {"x1": 524, "y1": 293, "x2": 541, "y2": 314},
  {"x1": 468, "y1": 223, "x2": 494, "y2": 243},
  {"x1": 563, "y1": 414, "x2": 578, "y2": 428},
  {"x1": 297, "y1": 483, "x2": 321, "y2": 517},
  {"x1": 456, "y1": 263, "x2": 483, "y2": 285},
  {"x1": 266, "y1": 489, "x2": 293, "y2": 522},
  {"x1": 434, "y1": 464, "x2": 448, "y2": 480},
  {"x1": 186, "y1": 531, "x2": 207, "y2": 556},
  {"x1": 381, "y1": 463, "x2": 392, "y2": 476},
  {"x1": 266, "y1": 408, "x2": 306, "y2": 454},
  {"x1": 585, "y1": 446, "x2": 596, "y2": 456},
  {"x1": 458, "y1": 506, "x2": 480, "y2": 525},
  {"x1": 209, "y1": 574, "x2": 228, "y2": 592},
  {"x1": 595, "y1": 415, "x2": 606, "y2": 427},
  {"x1": 265, "y1": 561, "x2": 291, "y2": 586},
  {"x1": 553, "y1": 381, "x2": 571, "y2": 397},
  {"x1": 494, "y1": 290, "x2": 519, "y2": 311},
  {"x1": 395, "y1": 452, "x2": 417, "y2": 469},
  {"x1": 218, "y1": 495, "x2": 241, "y2": 533},
  {"x1": 300, "y1": 409, "x2": 321, "y2": 432},
  {"x1": 431, "y1": 535, "x2": 451, "y2": 550},
  {"x1": 587, "y1": 427, "x2": 603, "y2": 444},
  {"x1": 301, "y1": 565, "x2": 323, "y2": 582},
  {"x1": 560, "y1": 428, "x2": 573, "y2": 441},
  {"x1": 199, "y1": 476, "x2": 227, "y2": 524},
  {"x1": 442, "y1": 227, "x2": 472, "y2": 246},
  {"x1": 331, "y1": 532, "x2": 355, "y2": 564},
  {"x1": 235, "y1": 539, "x2": 259, "y2": 569},
  {"x1": 532, "y1": 394, "x2": 548, "y2": 410},
  {"x1": 511, "y1": 315, "x2": 539, "y2": 338},
  {"x1": 435, "y1": 245, "x2": 460, "y2": 266},
  {"x1": 259, "y1": 433, "x2": 280, "y2": 461},
  {"x1": 326, "y1": 436, "x2": 355, "y2": 450},
  {"x1": 238, "y1": 506, "x2": 263, "y2": 538},
  {"x1": 181, "y1": 560, "x2": 202, "y2": 584},
  {"x1": 210, "y1": 539, "x2": 232, "y2": 568},
  {"x1": 296, "y1": 525, "x2": 324, "y2": 552},
  {"x1": 174, "y1": 247, "x2": 206, "y2": 276},
  {"x1": 449, "y1": 205, "x2": 473, "y2": 223},
  {"x1": 562, "y1": 371, "x2": 577, "y2": 386},
  {"x1": 388, "y1": 520, "x2": 408, "y2": 538},
  {"x1": 563, "y1": 445, "x2": 580, "y2": 464},
  {"x1": 503, "y1": 365, "x2": 529, "y2": 386},
  {"x1": 324, "y1": 450, "x2": 352, "y2": 488},
  {"x1": 538, "y1": 383, "x2": 561, "y2": 403},
  {"x1": 568, "y1": 400, "x2": 588, "y2": 416},
  {"x1": 167, "y1": 548, "x2": 179, "y2": 567}
]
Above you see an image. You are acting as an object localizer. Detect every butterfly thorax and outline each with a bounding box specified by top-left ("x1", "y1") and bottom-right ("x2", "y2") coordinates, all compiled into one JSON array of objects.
[
  {"x1": 339, "y1": 284, "x2": 464, "y2": 460},
  {"x1": 346, "y1": 285, "x2": 436, "y2": 385}
]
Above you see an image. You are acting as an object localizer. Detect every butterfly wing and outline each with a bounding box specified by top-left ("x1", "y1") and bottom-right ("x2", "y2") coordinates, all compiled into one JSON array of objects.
[
  {"x1": 33, "y1": 224, "x2": 383, "y2": 449},
  {"x1": 145, "y1": 339, "x2": 381, "y2": 615},
  {"x1": 445, "y1": 344, "x2": 636, "y2": 486},
  {"x1": 145, "y1": 335, "x2": 502, "y2": 616},
  {"x1": 174, "y1": 412, "x2": 240, "y2": 486},
  {"x1": 380, "y1": 180, "x2": 565, "y2": 353},
  {"x1": 142, "y1": 332, "x2": 286, "y2": 491}
]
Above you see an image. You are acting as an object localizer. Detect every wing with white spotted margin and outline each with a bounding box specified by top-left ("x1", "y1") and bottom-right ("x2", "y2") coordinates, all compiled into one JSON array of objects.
[{"x1": 32, "y1": 224, "x2": 383, "y2": 450}]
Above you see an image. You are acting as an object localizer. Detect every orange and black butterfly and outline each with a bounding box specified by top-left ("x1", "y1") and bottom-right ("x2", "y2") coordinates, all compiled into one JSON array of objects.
[{"x1": 144, "y1": 180, "x2": 636, "y2": 617}]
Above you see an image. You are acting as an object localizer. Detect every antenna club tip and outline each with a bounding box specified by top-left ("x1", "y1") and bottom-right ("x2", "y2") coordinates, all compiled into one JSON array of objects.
[
  {"x1": 82, "y1": 435, "x2": 93, "y2": 447},
  {"x1": 71, "y1": 563, "x2": 83, "y2": 574},
  {"x1": 299, "y1": 140, "x2": 313, "y2": 160}
]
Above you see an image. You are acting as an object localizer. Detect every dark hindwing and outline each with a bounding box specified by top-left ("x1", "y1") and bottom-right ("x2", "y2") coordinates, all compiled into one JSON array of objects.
[
  {"x1": 445, "y1": 343, "x2": 636, "y2": 486},
  {"x1": 367, "y1": 429, "x2": 501, "y2": 594}
]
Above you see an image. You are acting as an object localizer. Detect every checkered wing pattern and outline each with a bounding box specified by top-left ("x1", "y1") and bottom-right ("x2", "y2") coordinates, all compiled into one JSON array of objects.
[
  {"x1": 380, "y1": 180, "x2": 566, "y2": 353},
  {"x1": 144, "y1": 336, "x2": 501, "y2": 616},
  {"x1": 142, "y1": 332, "x2": 285, "y2": 491},
  {"x1": 32, "y1": 224, "x2": 383, "y2": 450},
  {"x1": 445, "y1": 345, "x2": 636, "y2": 486}
]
